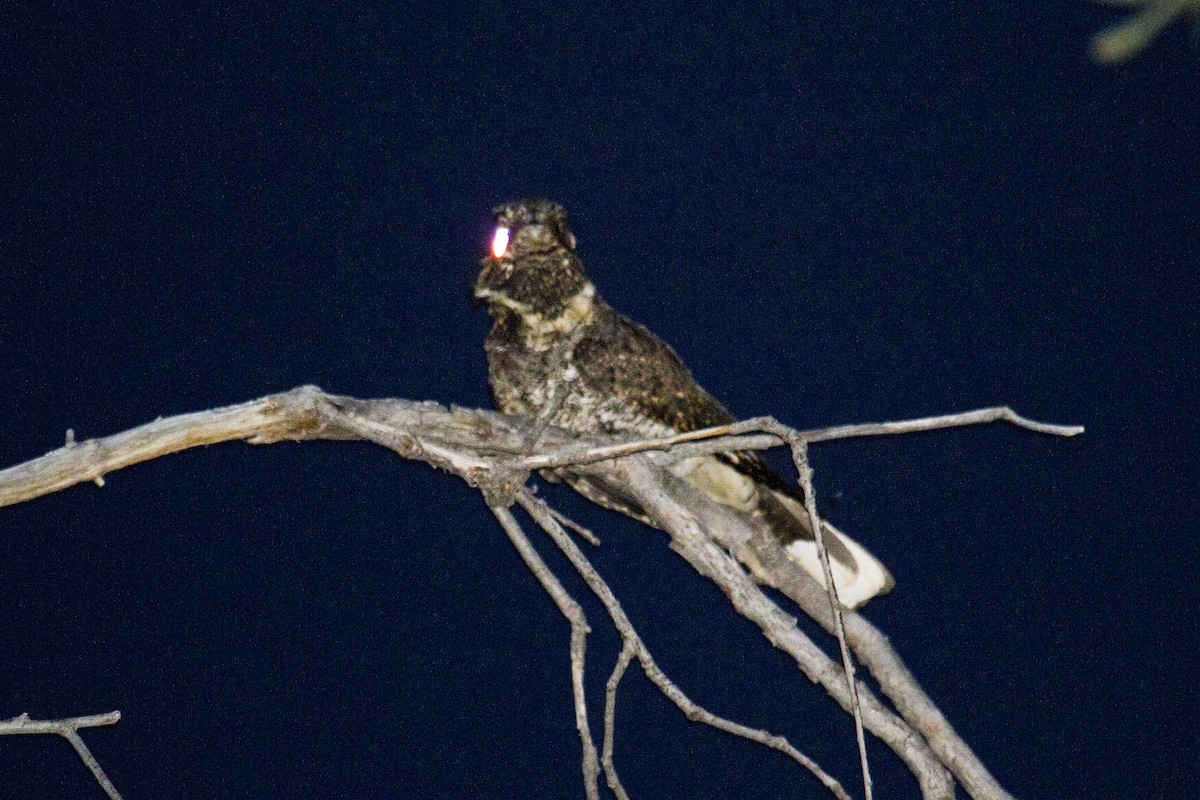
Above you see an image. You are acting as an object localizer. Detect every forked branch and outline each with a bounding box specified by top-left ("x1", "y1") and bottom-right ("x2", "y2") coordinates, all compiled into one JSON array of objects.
[
  {"x1": 0, "y1": 385, "x2": 1080, "y2": 800},
  {"x1": 0, "y1": 712, "x2": 124, "y2": 800},
  {"x1": 515, "y1": 489, "x2": 853, "y2": 800}
]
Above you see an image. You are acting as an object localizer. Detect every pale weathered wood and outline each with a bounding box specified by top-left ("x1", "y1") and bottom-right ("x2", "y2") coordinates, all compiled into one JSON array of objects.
[{"x1": 1, "y1": 384, "x2": 1079, "y2": 800}]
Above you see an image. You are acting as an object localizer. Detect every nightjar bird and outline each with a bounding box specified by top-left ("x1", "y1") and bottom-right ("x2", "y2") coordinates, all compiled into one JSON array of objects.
[{"x1": 475, "y1": 199, "x2": 893, "y2": 608}]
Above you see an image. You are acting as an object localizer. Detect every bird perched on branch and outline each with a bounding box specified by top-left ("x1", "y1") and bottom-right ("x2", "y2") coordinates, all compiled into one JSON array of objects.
[{"x1": 474, "y1": 199, "x2": 892, "y2": 608}]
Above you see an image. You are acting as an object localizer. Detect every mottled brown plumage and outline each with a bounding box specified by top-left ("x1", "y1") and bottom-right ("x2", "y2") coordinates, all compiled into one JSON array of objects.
[{"x1": 474, "y1": 199, "x2": 893, "y2": 607}]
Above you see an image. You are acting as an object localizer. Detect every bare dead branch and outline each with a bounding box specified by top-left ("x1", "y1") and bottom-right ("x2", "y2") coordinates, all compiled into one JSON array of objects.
[
  {"x1": 602, "y1": 640, "x2": 636, "y2": 800},
  {"x1": 741, "y1": 521, "x2": 1019, "y2": 800},
  {"x1": 545, "y1": 503, "x2": 603, "y2": 546},
  {"x1": 520, "y1": 323, "x2": 589, "y2": 450},
  {"x1": 489, "y1": 504, "x2": 601, "y2": 800},
  {"x1": 788, "y1": 406, "x2": 1084, "y2": 442},
  {"x1": 0, "y1": 391, "x2": 315, "y2": 507},
  {"x1": 517, "y1": 404, "x2": 1082, "y2": 474},
  {"x1": 0, "y1": 385, "x2": 1080, "y2": 800},
  {"x1": 607, "y1": 458, "x2": 958, "y2": 800},
  {"x1": 792, "y1": 440, "x2": 873, "y2": 800},
  {"x1": 0, "y1": 712, "x2": 124, "y2": 800},
  {"x1": 516, "y1": 490, "x2": 852, "y2": 800}
]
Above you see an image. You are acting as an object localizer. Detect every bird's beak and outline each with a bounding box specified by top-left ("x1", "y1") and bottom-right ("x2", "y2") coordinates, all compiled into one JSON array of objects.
[{"x1": 474, "y1": 225, "x2": 513, "y2": 300}]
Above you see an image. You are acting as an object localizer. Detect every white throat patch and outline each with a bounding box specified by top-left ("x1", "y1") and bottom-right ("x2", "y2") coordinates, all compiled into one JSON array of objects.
[{"x1": 482, "y1": 282, "x2": 596, "y2": 351}]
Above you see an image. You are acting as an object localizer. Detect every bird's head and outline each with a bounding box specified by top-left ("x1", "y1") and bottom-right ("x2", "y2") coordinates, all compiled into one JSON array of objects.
[{"x1": 474, "y1": 199, "x2": 594, "y2": 323}]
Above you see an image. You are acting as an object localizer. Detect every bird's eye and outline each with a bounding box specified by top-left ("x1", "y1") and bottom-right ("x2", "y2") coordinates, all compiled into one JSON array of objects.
[{"x1": 491, "y1": 226, "x2": 510, "y2": 259}]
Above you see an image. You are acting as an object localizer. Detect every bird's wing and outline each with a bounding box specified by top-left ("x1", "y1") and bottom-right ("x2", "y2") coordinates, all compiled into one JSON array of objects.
[{"x1": 565, "y1": 308, "x2": 892, "y2": 606}]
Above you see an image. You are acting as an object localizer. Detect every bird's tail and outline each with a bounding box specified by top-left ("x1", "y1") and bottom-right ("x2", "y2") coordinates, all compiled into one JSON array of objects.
[
  {"x1": 759, "y1": 488, "x2": 894, "y2": 609},
  {"x1": 672, "y1": 454, "x2": 893, "y2": 608}
]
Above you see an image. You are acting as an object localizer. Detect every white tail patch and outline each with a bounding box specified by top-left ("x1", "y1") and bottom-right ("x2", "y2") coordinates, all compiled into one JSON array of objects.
[
  {"x1": 673, "y1": 456, "x2": 893, "y2": 608},
  {"x1": 779, "y1": 507, "x2": 894, "y2": 609}
]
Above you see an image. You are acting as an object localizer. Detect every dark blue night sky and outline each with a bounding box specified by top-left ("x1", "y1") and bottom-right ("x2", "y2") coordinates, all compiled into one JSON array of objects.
[{"x1": 1, "y1": 3, "x2": 1196, "y2": 798}]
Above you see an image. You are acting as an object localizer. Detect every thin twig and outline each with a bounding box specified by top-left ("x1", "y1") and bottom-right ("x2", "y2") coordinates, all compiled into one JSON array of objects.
[
  {"x1": 523, "y1": 379, "x2": 573, "y2": 449},
  {"x1": 0, "y1": 387, "x2": 1076, "y2": 800},
  {"x1": 521, "y1": 324, "x2": 588, "y2": 449},
  {"x1": 791, "y1": 406, "x2": 1084, "y2": 442},
  {"x1": 488, "y1": 504, "x2": 601, "y2": 800},
  {"x1": 0, "y1": 712, "x2": 124, "y2": 800},
  {"x1": 792, "y1": 440, "x2": 873, "y2": 800},
  {"x1": 740, "y1": 518, "x2": 1020, "y2": 800},
  {"x1": 602, "y1": 641, "x2": 636, "y2": 800},
  {"x1": 546, "y1": 505, "x2": 602, "y2": 546},
  {"x1": 519, "y1": 423, "x2": 738, "y2": 471},
  {"x1": 516, "y1": 490, "x2": 853, "y2": 800},
  {"x1": 517, "y1": 405, "x2": 1081, "y2": 474},
  {"x1": 843, "y1": 612, "x2": 1018, "y2": 800},
  {"x1": 612, "y1": 460, "x2": 957, "y2": 800}
]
